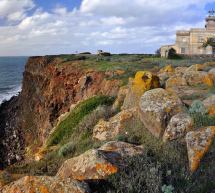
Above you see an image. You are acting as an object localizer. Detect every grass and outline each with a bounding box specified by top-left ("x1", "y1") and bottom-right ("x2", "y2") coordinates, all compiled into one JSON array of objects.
[{"x1": 46, "y1": 96, "x2": 115, "y2": 147}]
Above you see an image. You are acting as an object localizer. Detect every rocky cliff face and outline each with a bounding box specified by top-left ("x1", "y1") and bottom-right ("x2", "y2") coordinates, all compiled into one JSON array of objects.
[{"x1": 0, "y1": 56, "x2": 121, "y2": 167}]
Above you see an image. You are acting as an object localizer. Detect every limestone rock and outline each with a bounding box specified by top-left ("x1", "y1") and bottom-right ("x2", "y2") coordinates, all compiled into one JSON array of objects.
[
  {"x1": 93, "y1": 108, "x2": 136, "y2": 141},
  {"x1": 56, "y1": 141, "x2": 144, "y2": 180},
  {"x1": 175, "y1": 67, "x2": 188, "y2": 76},
  {"x1": 186, "y1": 127, "x2": 215, "y2": 172},
  {"x1": 165, "y1": 75, "x2": 187, "y2": 88},
  {"x1": 163, "y1": 113, "x2": 193, "y2": 142},
  {"x1": 123, "y1": 71, "x2": 160, "y2": 109},
  {"x1": 208, "y1": 68, "x2": 215, "y2": 83},
  {"x1": 183, "y1": 71, "x2": 213, "y2": 86},
  {"x1": 186, "y1": 64, "x2": 204, "y2": 71},
  {"x1": 0, "y1": 176, "x2": 90, "y2": 193},
  {"x1": 139, "y1": 88, "x2": 184, "y2": 138},
  {"x1": 203, "y1": 95, "x2": 215, "y2": 115},
  {"x1": 159, "y1": 64, "x2": 175, "y2": 73},
  {"x1": 112, "y1": 86, "x2": 128, "y2": 111}
]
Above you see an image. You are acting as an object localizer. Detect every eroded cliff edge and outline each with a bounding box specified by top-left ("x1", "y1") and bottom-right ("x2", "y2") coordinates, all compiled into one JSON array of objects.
[{"x1": 0, "y1": 55, "x2": 122, "y2": 167}]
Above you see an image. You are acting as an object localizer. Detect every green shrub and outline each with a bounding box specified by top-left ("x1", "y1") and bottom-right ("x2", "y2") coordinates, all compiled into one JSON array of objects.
[
  {"x1": 191, "y1": 113, "x2": 215, "y2": 128},
  {"x1": 162, "y1": 185, "x2": 174, "y2": 193},
  {"x1": 189, "y1": 100, "x2": 208, "y2": 115},
  {"x1": 58, "y1": 142, "x2": 76, "y2": 157},
  {"x1": 46, "y1": 96, "x2": 115, "y2": 146}
]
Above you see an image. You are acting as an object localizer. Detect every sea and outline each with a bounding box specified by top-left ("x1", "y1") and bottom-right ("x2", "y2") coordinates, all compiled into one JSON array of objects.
[{"x1": 0, "y1": 57, "x2": 28, "y2": 104}]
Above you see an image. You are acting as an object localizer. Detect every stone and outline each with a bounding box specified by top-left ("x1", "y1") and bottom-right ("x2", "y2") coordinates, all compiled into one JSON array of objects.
[
  {"x1": 93, "y1": 108, "x2": 136, "y2": 141},
  {"x1": 139, "y1": 88, "x2": 184, "y2": 138},
  {"x1": 56, "y1": 141, "x2": 144, "y2": 180},
  {"x1": 163, "y1": 113, "x2": 194, "y2": 142},
  {"x1": 183, "y1": 71, "x2": 213, "y2": 87},
  {"x1": 0, "y1": 176, "x2": 90, "y2": 193},
  {"x1": 186, "y1": 127, "x2": 215, "y2": 172},
  {"x1": 112, "y1": 86, "x2": 128, "y2": 111},
  {"x1": 208, "y1": 68, "x2": 215, "y2": 83},
  {"x1": 165, "y1": 75, "x2": 187, "y2": 88},
  {"x1": 159, "y1": 64, "x2": 175, "y2": 73},
  {"x1": 186, "y1": 64, "x2": 204, "y2": 72},
  {"x1": 203, "y1": 95, "x2": 215, "y2": 115},
  {"x1": 174, "y1": 67, "x2": 188, "y2": 76},
  {"x1": 123, "y1": 71, "x2": 160, "y2": 109}
]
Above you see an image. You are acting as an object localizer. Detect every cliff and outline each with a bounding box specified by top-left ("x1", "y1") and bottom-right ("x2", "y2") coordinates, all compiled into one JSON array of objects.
[{"x1": 0, "y1": 55, "x2": 121, "y2": 167}]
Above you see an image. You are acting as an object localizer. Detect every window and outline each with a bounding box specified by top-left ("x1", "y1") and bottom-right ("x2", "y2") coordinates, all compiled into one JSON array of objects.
[
  {"x1": 182, "y1": 37, "x2": 187, "y2": 42},
  {"x1": 198, "y1": 36, "x2": 204, "y2": 43},
  {"x1": 181, "y1": 47, "x2": 186, "y2": 54}
]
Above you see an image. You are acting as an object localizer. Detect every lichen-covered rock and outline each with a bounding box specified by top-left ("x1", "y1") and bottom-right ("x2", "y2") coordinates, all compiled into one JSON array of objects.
[
  {"x1": 56, "y1": 141, "x2": 144, "y2": 180},
  {"x1": 165, "y1": 75, "x2": 187, "y2": 88},
  {"x1": 159, "y1": 64, "x2": 175, "y2": 73},
  {"x1": 163, "y1": 113, "x2": 193, "y2": 142},
  {"x1": 186, "y1": 64, "x2": 204, "y2": 71},
  {"x1": 183, "y1": 71, "x2": 213, "y2": 86},
  {"x1": 93, "y1": 108, "x2": 136, "y2": 141},
  {"x1": 123, "y1": 71, "x2": 160, "y2": 109},
  {"x1": 99, "y1": 141, "x2": 144, "y2": 157},
  {"x1": 203, "y1": 95, "x2": 215, "y2": 115},
  {"x1": 112, "y1": 86, "x2": 128, "y2": 111},
  {"x1": 0, "y1": 176, "x2": 90, "y2": 193},
  {"x1": 186, "y1": 127, "x2": 215, "y2": 172},
  {"x1": 175, "y1": 67, "x2": 188, "y2": 76},
  {"x1": 139, "y1": 88, "x2": 184, "y2": 138}
]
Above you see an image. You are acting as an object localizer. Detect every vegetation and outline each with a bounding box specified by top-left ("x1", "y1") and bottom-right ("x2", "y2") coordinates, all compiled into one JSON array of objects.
[
  {"x1": 202, "y1": 37, "x2": 215, "y2": 48},
  {"x1": 46, "y1": 96, "x2": 115, "y2": 147}
]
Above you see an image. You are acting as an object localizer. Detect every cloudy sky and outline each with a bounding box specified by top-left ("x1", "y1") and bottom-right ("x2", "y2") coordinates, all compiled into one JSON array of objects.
[{"x1": 0, "y1": 0, "x2": 214, "y2": 56}]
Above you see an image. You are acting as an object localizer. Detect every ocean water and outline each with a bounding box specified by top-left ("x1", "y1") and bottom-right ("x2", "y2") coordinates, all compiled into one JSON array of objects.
[{"x1": 0, "y1": 57, "x2": 28, "y2": 104}]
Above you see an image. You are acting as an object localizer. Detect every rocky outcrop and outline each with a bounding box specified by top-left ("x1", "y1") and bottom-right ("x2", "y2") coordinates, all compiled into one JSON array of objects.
[
  {"x1": 186, "y1": 127, "x2": 215, "y2": 172},
  {"x1": 93, "y1": 108, "x2": 136, "y2": 141},
  {"x1": 0, "y1": 176, "x2": 90, "y2": 193},
  {"x1": 163, "y1": 113, "x2": 193, "y2": 142},
  {"x1": 123, "y1": 71, "x2": 160, "y2": 109},
  {"x1": 19, "y1": 57, "x2": 121, "y2": 149},
  {"x1": 56, "y1": 141, "x2": 144, "y2": 180},
  {"x1": 139, "y1": 88, "x2": 184, "y2": 138}
]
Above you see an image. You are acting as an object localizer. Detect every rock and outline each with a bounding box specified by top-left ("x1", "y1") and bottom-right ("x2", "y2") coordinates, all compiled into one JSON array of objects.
[
  {"x1": 183, "y1": 71, "x2": 213, "y2": 87},
  {"x1": 175, "y1": 67, "x2": 188, "y2": 76},
  {"x1": 57, "y1": 141, "x2": 144, "y2": 180},
  {"x1": 186, "y1": 64, "x2": 204, "y2": 71},
  {"x1": 0, "y1": 176, "x2": 90, "y2": 193},
  {"x1": 203, "y1": 95, "x2": 215, "y2": 115},
  {"x1": 123, "y1": 71, "x2": 160, "y2": 109},
  {"x1": 186, "y1": 127, "x2": 215, "y2": 172},
  {"x1": 163, "y1": 113, "x2": 193, "y2": 142},
  {"x1": 93, "y1": 108, "x2": 136, "y2": 141},
  {"x1": 208, "y1": 68, "x2": 215, "y2": 83},
  {"x1": 112, "y1": 86, "x2": 128, "y2": 111},
  {"x1": 139, "y1": 88, "x2": 184, "y2": 138},
  {"x1": 99, "y1": 141, "x2": 144, "y2": 157},
  {"x1": 165, "y1": 75, "x2": 187, "y2": 88},
  {"x1": 159, "y1": 64, "x2": 175, "y2": 73}
]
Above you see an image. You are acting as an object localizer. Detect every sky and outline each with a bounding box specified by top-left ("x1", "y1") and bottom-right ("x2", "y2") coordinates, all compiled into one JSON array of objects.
[{"x1": 0, "y1": 0, "x2": 215, "y2": 56}]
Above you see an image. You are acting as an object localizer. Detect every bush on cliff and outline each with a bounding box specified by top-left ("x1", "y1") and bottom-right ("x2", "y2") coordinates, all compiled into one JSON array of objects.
[{"x1": 46, "y1": 96, "x2": 115, "y2": 147}]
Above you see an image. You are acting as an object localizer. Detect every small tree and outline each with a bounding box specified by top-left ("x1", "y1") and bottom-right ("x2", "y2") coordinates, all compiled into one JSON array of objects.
[{"x1": 202, "y1": 37, "x2": 215, "y2": 48}]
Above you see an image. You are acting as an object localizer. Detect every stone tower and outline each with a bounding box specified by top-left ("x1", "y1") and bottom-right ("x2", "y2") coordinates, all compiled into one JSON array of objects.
[{"x1": 205, "y1": 9, "x2": 215, "y2": 30}]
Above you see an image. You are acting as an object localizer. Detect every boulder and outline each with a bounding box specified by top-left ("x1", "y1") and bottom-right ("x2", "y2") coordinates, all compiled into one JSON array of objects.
[
  {"x1": 56, "y1": 141, "x2": 144, "y2": 180},
  {"x1": 93, "y1": 108, "x2": 136, "y2": 141},
  {"x1": 186, "y1": 64, "x2": 204, "y2": 71},
  {"x1": 163, "y1": 113, "x2": 193, "y2": 142},
  {"x1": 208, "y1": 68, "x2": 215, "y2": 82},
  {"x1": 203, "y1": 95, "x2": 215, "y2": 115},
  {"x1": 165, "y1": 75, "x2": 187, "y2": 88},
  {"x1": 183, "y1": 71, "x2": 213, "y2": 87},
  {"x1": 139, "y1": 88, "x2": 184, "y2": 138},
  {"x1": 112, "y1": 86, "x2": 128, "y2": 111},
  {"x1": 158, "y1": 65, "x2": 175, "y2": 86},
  {"x1": 123, "y1": 71, "x2": 160, "y2": 109},
  {"x1": 159, "y1": 64, "x2": 175, "y2": 73},
  {"x1": 175, "y1": 67, "x2": 188, "y2": 76},
  {"x1": 0, "y1": 176, "x2": 90, "y2": 193},
  {"x1": 186, "y1": 127, "x2": 215, "y2": 172}
]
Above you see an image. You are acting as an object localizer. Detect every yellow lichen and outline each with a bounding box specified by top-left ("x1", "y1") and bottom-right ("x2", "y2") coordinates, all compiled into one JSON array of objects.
[
  {"x1": 160, "y1": 64, "x2": 174, "y2": 73},
  {"x1": 131, "y1": 71, "x2": 160, "y2": 96},
  {"x1": 202, "y1": 74, "x2": 214, "y2": 87}
]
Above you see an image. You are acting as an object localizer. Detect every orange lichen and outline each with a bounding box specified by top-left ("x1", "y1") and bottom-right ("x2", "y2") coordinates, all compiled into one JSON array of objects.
[
  {"x1": 96, "y1": 163, "x2": 118, "y2": 176},
  {"x1": 161, "y1": 64, "x2": 175, "y2": 73},
  {"x1": 208, "y1": 106, "x2": 215, "y2": 115},
  {"x1": 39, "y1": 185, "x2": 50, "y2": 193},
  {"x1": 202, "y1": 75, "x2": 214, "y2": 87}
]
